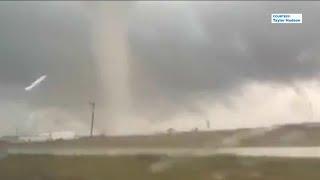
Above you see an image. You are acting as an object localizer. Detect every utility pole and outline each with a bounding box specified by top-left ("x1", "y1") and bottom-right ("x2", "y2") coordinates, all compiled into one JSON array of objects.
[
  {"x1": 206, "y1": 120, "x2": 210, "y2": 129},
  {"x1": 90, "y1": 102, "x2": 95, "y2": 137}
]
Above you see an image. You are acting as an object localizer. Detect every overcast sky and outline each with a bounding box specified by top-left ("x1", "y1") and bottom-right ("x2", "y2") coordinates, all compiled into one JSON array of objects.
[{"x1": 1, "y1": 1, "x2": 320, "y2": 136}]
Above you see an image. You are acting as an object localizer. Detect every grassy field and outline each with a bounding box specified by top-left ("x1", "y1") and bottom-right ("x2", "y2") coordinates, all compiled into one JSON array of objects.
[{"x1": 0, "y1": 154, "x2": 320, "y2": 180}]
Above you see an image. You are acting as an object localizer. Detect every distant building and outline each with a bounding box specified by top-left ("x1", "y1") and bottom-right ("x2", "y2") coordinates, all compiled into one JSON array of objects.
[
  {"x1": 167, "y1": 128, "x2": 176, "y2": 135},
  {"x1": 19, "y1": 131, "x2": 76, "y2": 142},
  {"x1": 50, "y1": 131, "x2": 75, "y2": 140},
  {"x1": 19, "y1": 135, "x2": 49, "y2": 142},
  {"x1": 192, "y1": 127, "x2": 199, "y2": 133},
  {"x1": 0, "y1": 136, "x2": 19, "y2": 143}
]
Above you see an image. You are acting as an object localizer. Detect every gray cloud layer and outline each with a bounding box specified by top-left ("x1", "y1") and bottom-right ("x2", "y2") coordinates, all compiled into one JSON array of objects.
[
  {"x1": 130, "y1": 2, "x2": 320, "y2": 101},
  {"x1": 1, "y1": 2, "x2": 320, "y2": 135},
  {"x1": 127, "y1": 2, "x2": 320, "y2": 119}
]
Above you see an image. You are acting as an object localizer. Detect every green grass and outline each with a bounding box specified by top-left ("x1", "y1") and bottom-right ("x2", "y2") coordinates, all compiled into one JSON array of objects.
[{"x1": 1, "y1": 154, "x2": 320, "y2": 180}]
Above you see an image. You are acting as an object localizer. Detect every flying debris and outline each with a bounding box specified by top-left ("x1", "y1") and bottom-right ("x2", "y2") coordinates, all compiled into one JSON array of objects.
[{"x1": 25, "y1": 75, "x2": 47, "y2": 91}]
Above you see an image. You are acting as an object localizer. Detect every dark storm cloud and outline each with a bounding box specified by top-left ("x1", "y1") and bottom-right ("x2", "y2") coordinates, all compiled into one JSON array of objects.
[
  {"x1": 0, "y1": 2, "x2": 96, "y2": 109},
  {"x1": 1, "y1": 2, "x2": 320, "y2": 133},
  {"x1": 129, "y1": 2, "x2": 320, "y2": 107}
]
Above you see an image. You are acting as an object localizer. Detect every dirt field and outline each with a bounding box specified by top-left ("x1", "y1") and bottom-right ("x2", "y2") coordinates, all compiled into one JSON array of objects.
[{"x1": 0, "y1": 154, "x2": 320, "y2": 180}]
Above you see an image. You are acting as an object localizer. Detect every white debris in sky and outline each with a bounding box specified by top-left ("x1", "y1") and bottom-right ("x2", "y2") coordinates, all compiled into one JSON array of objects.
[{"x1": 25, "y1": 75, "x2": 47, "y2": 91}]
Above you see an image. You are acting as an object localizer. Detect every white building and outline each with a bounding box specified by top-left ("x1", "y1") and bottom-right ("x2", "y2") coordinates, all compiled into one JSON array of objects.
[
  {"x1": 50, "y1": 131, "x2": 75, "y2": 140},
  {"x1": 19, "y1": 131, "x2": 76, "y2": 142}
]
